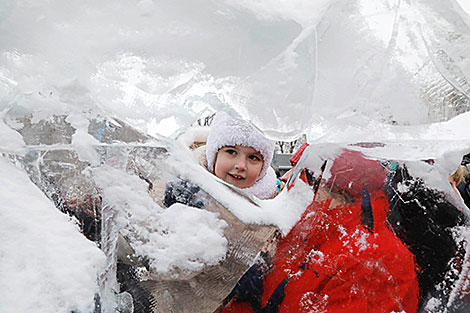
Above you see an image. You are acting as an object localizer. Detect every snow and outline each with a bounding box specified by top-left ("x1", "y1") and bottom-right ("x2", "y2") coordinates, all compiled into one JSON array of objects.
[
  {"x1": 261, "y1": 178, "x2": 315, "y2": 234},
  {"x1": 0, "y1": 158, "x2": 106, "y2": 313},
  {"x1": 147, "y1": 203, "x2": 228, "y2": 273},
  {"x1": 0, "y1": 109, "x2": 26, "y2": 155},
  {"x1": 93, "y1": 166, "x2": 228, "y2": 274},
  {"x1": 66, "y1": 112, "x2": 101, "y2": 165}
]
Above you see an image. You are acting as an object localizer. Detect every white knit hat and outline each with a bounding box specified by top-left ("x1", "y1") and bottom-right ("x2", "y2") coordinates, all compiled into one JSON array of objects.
[{"x1": 206, "y1": 112, "x2": 275, "y2": 180}]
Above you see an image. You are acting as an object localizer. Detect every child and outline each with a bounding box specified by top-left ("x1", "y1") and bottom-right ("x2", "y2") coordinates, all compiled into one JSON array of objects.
[
  {"x1": 205, "y1": 111, "x2": 278, "y2": 199},
  {"x1": 164, "y1": 112, "x2": 279, "y2": 208}
]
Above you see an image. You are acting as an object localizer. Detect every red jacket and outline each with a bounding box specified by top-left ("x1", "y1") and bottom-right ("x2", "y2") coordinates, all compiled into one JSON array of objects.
[{"x1": 223, "y1": 150, "x2": 420, "y2": 313}]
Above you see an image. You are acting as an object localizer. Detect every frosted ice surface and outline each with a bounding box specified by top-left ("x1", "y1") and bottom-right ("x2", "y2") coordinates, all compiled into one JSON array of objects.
[{"x1": 0, "y1": 0, "x2": 467, "y2": 141}]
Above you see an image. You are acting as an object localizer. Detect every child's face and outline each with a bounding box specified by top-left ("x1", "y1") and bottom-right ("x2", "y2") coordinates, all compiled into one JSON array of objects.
[{"x1": 214, "y1": 145, "x2": 263, "y2": 189}]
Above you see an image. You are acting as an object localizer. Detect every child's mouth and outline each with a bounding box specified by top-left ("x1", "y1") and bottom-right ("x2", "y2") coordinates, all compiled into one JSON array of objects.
[{"x1": 229, "y1": 173, "x2": 244, "y2": 181}]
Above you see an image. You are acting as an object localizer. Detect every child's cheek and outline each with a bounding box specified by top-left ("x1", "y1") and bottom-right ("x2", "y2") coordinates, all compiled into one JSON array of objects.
[
  {"x1": 213, "y1": 156, "x2": 228, "y2": 180},
  {"x1": 214, "y1": 162, "x2": 222, "y2": 179}
]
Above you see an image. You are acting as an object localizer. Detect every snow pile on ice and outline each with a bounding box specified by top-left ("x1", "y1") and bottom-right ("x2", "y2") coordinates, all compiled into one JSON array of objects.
[
  {"x1": 94, "y1": 166, "x2": 228, "y2": 274},
  {"x1": 149, "y1": 203, "x2": 228, "y2": 273},
  {"x1": 0, "y1": 109, "x2": 25, "y2": 155},
  {"x1": 0, "y1": 158, "x2": 106, "y2": 313},
  {"x1": 261, "y1": 179, "x2": 315, "y2": 234}
]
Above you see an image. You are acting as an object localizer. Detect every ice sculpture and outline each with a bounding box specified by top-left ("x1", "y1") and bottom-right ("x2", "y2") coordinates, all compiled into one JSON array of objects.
[
  {"x1": 308, "y1": 0, "x2": 470, "y2": 127},
  {"x1": 1, "y1": 0, "x2": 470, "y2": 312},
  {"x1": 2, "y1": 99, "x2": 470, "y2": 312},
  {"x1": 1, "y1": 102, "x2": 283, "y2": 312},
  {"x1": 1, "y1": 0, "x2": 469, "y2": 139}
]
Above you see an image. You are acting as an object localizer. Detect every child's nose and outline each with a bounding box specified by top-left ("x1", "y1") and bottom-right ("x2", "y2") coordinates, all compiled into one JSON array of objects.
[{"x1": 235, "y1": 158, "x2": 247, "y2": 171}]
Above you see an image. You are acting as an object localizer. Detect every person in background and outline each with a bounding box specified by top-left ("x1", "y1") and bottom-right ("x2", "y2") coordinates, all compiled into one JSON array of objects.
[
  {"x1": 223, "y1": 144, "x2": 468, "y2": 313},
  {"x1": 449, "y1": 153, "x2": 470, "y2": 208}
]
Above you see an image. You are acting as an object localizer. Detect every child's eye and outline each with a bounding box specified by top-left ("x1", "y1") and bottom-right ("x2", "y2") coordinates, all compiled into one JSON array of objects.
[
  {"x1": 249, "y1": 155, "x2": 261, "y2": 162},
  {"x1": 225, "y1": 149, "x2": 237, "y2": 155}
]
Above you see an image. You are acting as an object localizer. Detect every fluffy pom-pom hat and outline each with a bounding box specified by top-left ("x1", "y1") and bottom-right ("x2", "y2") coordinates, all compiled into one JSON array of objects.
[{"x1": 206, "y1": 111, "x2": 275, "y2": 183}]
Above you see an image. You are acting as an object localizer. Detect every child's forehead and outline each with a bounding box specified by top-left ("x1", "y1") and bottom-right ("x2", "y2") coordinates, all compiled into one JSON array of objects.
[{"x1": 222, "y1": 145, "x2": 262, "y2": 155}]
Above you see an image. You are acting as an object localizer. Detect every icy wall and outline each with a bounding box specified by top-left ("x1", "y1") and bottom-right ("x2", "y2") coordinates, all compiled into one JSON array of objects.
[{"x1": 2, "y1": 0, "x2": 470, "y2": 312}]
